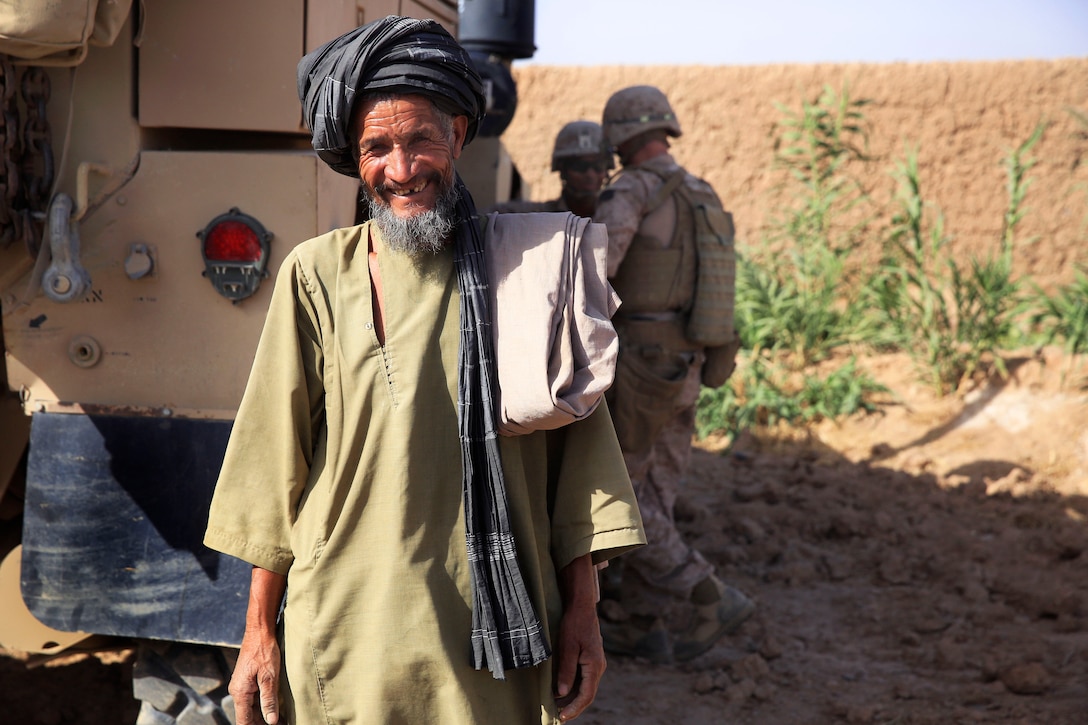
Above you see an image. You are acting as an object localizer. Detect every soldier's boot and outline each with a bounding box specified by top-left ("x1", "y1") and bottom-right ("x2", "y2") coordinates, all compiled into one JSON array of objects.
[
  {"x1": 599, "y1": 615, "x2": 673, "y2": 664},
  {"x1": 673, "y1": 575, "x2": 755, "y2": 662}
]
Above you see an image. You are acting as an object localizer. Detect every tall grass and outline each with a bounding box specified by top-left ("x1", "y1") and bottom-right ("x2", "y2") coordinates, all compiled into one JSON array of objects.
[
  {"x1": 700, "y1": 86, "x2": 890, "y2": 442},
  {"x1": 1029, "y1": 267, "x2": 1088, "y2": 361},
  {"x1": 865, "y1": 125, "x2": 1044, "y2": 393},
  {"x1": 695, "y1": 356, "x2": 888, "y2": 442},
  {"x1": 737, "y1": 85, "x2": 875, "y2": 367},
  {"x1": 1023, "y1": 109, "x2": 1088, "y2": 368},
  {"x1": 697, "y1": 94, "x2": 1076, "y2": 444}
]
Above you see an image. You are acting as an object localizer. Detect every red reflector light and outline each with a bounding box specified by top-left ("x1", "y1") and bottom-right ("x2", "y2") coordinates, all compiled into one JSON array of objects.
[
  {"x1": 198, "y1": 207, "x2": 273, "y2": 302},
  {"x1": 203, "y1": 219, "x2": 262, "y2": 262}
]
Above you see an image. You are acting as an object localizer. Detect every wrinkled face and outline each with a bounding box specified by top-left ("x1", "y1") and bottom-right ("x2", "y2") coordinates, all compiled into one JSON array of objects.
[
  {"x1": 559, "y1": 155, "x2": 610, "y2": 199},
  {"x1": 355, "y1": 94, "x2": 469, "y2": 218}
]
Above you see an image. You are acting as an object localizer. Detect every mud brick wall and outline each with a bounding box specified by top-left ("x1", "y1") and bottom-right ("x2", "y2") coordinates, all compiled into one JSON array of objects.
[{"x1": 501, "y1": 59, "x2": 1088, "y2": 292}]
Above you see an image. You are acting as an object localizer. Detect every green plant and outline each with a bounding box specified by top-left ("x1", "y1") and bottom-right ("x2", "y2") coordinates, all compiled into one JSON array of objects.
[
  {"x1": 1029, "y1": 266, "x2": 1088, "y2": 360},
  {"x1": 1002, "y1": 123, "x2": 1045, "y2": 251},
  {"x1": 774, "y1": 84, "x2": 871, "y2": 251},
  {"x1": 864, "y1": 149, "x2": 959, "y2": 390},
  {"x1": 796, "y1": 357, "x2": 889, "y2": 421},
  {"x1": 695, "y1": 355, "x2": 787, "y2": 441},
  {"x1": 735, "y1": 246, "x2": 878, "y2": 365},
  {"x1": 739, "y1": 85, "x2": 875, "y2": 367},
  {"x1": 866, "y1": 124, "x2": 1044, "y2": 393},
  {"x1": 695, "y1": 355, "x2": 887, "y2": 442}
]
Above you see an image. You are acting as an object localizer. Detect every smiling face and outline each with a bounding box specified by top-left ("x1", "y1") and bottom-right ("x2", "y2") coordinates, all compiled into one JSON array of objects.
[{"x1": 355, "y1": 93, "x2": 469, "y2": 219}]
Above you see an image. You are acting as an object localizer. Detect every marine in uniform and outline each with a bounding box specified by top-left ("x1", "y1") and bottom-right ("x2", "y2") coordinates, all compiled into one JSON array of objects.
[
  {"x1": 593, "y1": 85, "x2": 753, "y2": 664},
  {"x1": 489, "y1": 120, "x2": 613, "y2": 217}
]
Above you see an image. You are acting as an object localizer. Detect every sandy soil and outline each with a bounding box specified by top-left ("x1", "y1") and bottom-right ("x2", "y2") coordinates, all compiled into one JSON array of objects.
[
  {"x1": 2, "y1": 348, "x2": 1087, "y2": 724},
  {"x1": 584, "y1": 348, "x2": 1088, "y2": 725}
]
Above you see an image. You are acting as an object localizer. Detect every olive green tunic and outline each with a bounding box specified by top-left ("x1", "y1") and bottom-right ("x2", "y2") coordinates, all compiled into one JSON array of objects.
[{"x1": 204, "y1": 221, "x2": 645, "y2": 725}]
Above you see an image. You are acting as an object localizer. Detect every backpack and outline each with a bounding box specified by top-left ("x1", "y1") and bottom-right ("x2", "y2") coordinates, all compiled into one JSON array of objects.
[{"x1": 645, "y1": 168, "x2": 736, "y2": 348}]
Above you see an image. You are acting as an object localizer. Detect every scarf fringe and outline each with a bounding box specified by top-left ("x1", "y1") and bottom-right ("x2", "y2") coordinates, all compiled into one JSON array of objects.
[{"x1": 455, "y1": 175, "x2": 551, "y2": 679}]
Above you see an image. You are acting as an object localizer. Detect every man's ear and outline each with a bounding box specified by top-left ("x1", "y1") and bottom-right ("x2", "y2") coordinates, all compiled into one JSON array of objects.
[{"x1": 450, "y1": 115, "x2": 470, "y2": 159}]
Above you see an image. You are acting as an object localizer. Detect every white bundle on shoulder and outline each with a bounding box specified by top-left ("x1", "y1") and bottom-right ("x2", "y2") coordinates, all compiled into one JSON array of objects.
[{"x1": 484, "y1": 211, "x2": 621, "y2": 435}]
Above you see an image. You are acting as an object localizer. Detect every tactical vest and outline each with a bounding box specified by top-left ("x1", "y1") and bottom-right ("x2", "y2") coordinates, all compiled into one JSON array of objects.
[{"x1": 610, "y1": 167, "x2": 736, "y2": 347}]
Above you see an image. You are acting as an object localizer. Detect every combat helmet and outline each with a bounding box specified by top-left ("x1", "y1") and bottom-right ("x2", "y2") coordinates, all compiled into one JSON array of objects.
[
  {"x1": 551, "y1": 120, "x2": 614, "y2": 171},
  {"x1": 601, "y1": 85, "x2": 682, "y2": 149}
]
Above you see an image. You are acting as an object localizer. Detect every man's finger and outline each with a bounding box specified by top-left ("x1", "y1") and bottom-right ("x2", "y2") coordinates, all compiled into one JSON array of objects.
[
  {"x1": 259, "y1": 674, "x2": 279, "y2": 725},
  {"x1": 555, "y1": 652, "x2": 579, "y2": 698},
  {"x1": 559, "y1": 660, "x2": 602, "y2": 721},
  {"x1": 229, "y1": 676, "x2": 255, "y2": 725},
  {"x1": 555, "y1": 664, "x2": 581, "y2": 705},
  {"x1": 558, "y1": 672, "x2": 594, "y2": 721}
]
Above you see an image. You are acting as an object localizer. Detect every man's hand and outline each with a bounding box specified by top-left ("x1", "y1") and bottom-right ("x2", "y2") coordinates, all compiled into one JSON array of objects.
[
  {"x1": 554, "y1": 554, "x2": 606, "y2": 721},
  {"x1": 231, "y1": 567, "x2": 287, "y2": 724}
]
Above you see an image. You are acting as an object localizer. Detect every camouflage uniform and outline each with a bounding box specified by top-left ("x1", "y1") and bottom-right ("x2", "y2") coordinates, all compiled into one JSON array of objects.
[
  {"x1": 595, "y1": 152, "x2": 715, "y2": 616},
  {"x1": 594, "y1": 85, "x2": 751, "y2": 663}
]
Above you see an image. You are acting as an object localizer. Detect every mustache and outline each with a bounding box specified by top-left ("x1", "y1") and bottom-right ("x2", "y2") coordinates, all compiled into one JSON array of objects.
[{"x1": 372, "y1": 171, "x2": 443, "y2": 197}]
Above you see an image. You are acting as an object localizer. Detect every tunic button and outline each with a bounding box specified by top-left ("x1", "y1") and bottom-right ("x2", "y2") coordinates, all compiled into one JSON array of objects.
[{"x1": 365, "y1": 322, "x2": 373, "y2": 330}]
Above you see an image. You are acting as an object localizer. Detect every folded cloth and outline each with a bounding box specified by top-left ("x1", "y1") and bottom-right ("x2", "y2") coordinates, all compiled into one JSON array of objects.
[{"x1": 484, "y1": 211, "x2": 621, "y2": 435}]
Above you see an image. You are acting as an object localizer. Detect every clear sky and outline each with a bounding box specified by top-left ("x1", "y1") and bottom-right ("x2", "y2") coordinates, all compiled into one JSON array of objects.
[{"x1": 518, "y1": 0, "x2": 1088, "y2": 67}]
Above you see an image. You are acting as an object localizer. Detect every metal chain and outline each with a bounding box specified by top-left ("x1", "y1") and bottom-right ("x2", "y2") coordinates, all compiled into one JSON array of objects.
[
  {"x1": 20, "y1": 66, "x2": 52, "y2": 256},
  {"x1": 0, "y1": 55, "x2": 52, "y2": 256},
  {"x1": 0, "y1": 55, "x2": 22, "y2": 248}
]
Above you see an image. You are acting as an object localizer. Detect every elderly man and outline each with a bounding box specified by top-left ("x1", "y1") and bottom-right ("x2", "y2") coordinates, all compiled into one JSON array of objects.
[
  {"x1": 489, "y1": 121, "x2": 613, "y2": 218},
  {"x1": 592, "y1": 85, "x2": 752, "y2": 664},
  {"x1": 203, "y1": 16, "x2": 644, "y2": 725}
]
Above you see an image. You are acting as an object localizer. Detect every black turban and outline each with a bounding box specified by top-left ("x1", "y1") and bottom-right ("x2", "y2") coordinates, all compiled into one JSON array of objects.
[{"x1": 297, "y1": 15, "x2": 487, "y2": 178}]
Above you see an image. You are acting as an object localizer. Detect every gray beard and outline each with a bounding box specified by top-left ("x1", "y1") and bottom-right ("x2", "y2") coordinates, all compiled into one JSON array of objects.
[{"x1": 364, "y1": 182, "x2": 460, "y2": 256}]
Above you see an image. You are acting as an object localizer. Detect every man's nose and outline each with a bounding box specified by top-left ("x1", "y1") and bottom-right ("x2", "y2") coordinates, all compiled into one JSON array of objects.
[{"x1": 385, "y1": 146, "x2": 415, "y2": 182}]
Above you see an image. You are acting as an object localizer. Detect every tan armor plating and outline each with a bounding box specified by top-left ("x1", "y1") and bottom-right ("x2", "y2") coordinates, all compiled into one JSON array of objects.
[
  {"x1": 610, "y1": 166, "x2": 735, "y2": 349},
  {"x1": 608, "y1": 169, "x2": 696, "y2": 316}
]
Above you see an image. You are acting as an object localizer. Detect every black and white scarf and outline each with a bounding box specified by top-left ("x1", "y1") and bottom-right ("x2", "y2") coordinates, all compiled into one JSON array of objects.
[{"x1": 452, "y1": 175, "x2": 551, "y2": 678}]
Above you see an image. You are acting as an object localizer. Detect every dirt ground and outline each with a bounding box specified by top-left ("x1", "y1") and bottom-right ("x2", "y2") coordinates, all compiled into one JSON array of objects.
[
  {"x1": 2, "y1": 347, "x2": 1086, "y2": 724},
  {"x1": 583, "y1": 347, "x2": 1088, "y2": 725}
]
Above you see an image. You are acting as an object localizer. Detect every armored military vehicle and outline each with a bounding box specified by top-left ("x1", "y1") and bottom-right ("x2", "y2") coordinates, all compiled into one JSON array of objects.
[{"x1": 0, "y1": 1, "x2": 534, "y2": 721}]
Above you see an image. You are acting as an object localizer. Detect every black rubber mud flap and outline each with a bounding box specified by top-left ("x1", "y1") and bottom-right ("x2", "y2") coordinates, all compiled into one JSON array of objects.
[{"x1": 20, "y1": 412, "x2": 249, "y2": 645}]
